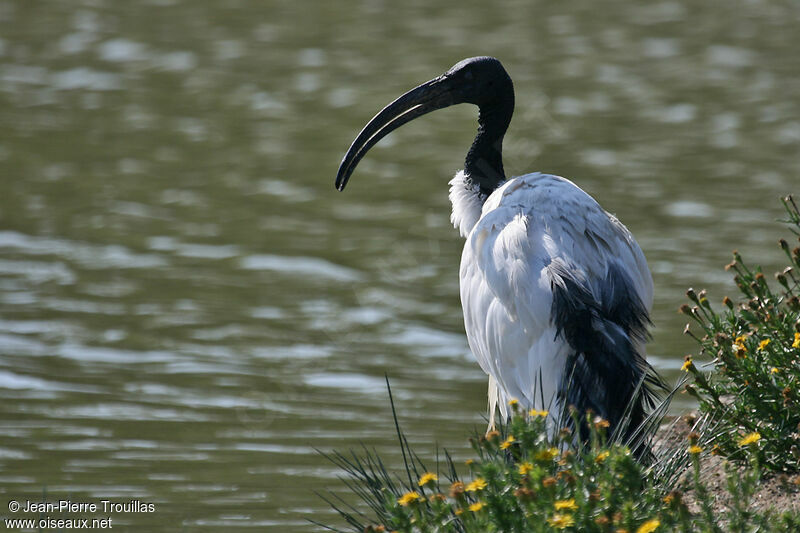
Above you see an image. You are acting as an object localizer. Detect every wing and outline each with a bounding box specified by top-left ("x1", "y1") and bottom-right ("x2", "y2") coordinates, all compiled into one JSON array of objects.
[{"x1": 459, "y1": 173, "x2": 657, "y2": 428}]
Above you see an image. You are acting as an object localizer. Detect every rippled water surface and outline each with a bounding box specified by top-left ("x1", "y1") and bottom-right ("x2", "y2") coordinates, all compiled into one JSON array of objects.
[{"x1": 1, "y1": 0, "x2": 799, "y2": 530}]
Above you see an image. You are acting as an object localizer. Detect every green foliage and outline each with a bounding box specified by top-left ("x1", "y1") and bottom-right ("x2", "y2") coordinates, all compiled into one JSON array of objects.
[
  {"x1": 377, "y1": 408, "x2": 667, "y2": 533},
  {"x1": 680, "y1": 195, "x2": 800, "y2": 473},
  {"x1": 320, "y1": 404, "x2": 799, "y2": 532}
]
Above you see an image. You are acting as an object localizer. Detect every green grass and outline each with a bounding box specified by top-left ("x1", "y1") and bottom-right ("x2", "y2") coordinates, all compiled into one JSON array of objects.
[{"x1": 318, "y1": 397, "x2": 798, "y2": 532}]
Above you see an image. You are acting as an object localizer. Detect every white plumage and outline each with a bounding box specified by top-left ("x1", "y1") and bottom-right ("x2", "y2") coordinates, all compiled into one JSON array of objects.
[
  {"x1": 335, "y1": 57, "x2": 662, "y2": 444},
  {"x1": 449, "y1": 171, "x2": 653, "y2": 425}
]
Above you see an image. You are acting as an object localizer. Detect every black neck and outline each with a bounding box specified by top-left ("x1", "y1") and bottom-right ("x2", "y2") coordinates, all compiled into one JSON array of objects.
[{"x1": 465, "y1": 97, "x2": 514, "y2": 197}]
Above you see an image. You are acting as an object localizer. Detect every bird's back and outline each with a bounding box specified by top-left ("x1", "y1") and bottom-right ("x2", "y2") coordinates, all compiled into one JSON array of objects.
[{"x1": 457, "y1": 172, "x2": 659, "y2": 441}]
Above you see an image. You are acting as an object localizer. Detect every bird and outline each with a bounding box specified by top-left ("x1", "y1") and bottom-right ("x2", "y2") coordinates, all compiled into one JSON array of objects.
[{"x1": 334, "y1": 56, "x2": 664, "y2": 449}]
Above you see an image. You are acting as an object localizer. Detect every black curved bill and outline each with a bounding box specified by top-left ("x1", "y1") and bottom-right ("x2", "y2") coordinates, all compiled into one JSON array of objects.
[{"x1": 335, "y1": 75, "x2": 457, "y2": 191}]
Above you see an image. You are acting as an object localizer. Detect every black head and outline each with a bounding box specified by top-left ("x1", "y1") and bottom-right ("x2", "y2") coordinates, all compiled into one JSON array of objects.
[
  {"x1": 442, "y1": 56, "x2": 514, "y2": 107},
  {"x1": 335, "y1": 56, "x2": 515, "y2": 195}
]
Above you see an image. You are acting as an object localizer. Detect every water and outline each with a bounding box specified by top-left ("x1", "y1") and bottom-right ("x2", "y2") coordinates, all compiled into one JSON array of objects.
[{"x1": 0, "y1": 0, "x2": 798, "y2": 530}]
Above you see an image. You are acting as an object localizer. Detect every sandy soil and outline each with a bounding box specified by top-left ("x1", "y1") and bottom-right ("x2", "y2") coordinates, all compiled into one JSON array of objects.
[{"x1": 654, "y1": 415, "x2": 800, "y2": 518}]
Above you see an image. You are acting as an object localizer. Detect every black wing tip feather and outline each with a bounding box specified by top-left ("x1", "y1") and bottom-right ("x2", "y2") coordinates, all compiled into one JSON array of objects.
[{"x1": 549, "y1": 262, "x2": 665, "y2": 450}]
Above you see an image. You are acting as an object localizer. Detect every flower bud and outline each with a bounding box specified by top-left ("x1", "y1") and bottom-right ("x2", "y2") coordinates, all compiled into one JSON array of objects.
[
  {"x1": 791, "y1": 445, "x2": 800, "y2": 461},
  {"x1": 449, "y1": 481, "x2": 465, "y2": 498},
  {"x1": 664, "y1": 491, "x2": 683, "y2": 506},
  {"x1": 684, "y1": 384, "x2": 701, "y2": 399},
  {"x1": 514, "y1": 487, "x2": 536, "y2": 501}
]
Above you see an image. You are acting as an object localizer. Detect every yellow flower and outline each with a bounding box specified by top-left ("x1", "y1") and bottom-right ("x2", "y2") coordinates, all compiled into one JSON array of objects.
[
  {"x1": 554, "y1": 498, "x2": 578, "y2": 511},
  {"x1": 508, "y1": 398, "x2": 519, "y2": 407},
  {"x1": 688, "y1": 445, "x2": 702, "y2": 455},
  {"x1": 738, "y1": 432, "x2": 761, "y2": 447},
  {"x1": 758, "y1": 339, "x2": 771, "y2": 351},
  {"x1": 793, "y1": 332, "x2": 800, "y2": 349},
  {"x1": 500, "y1": 436, "x2": 516, "y2": 450},
  {"x1": 465, "y1": 478, "x2": 487, "y2": 492},
  {"x1": 637, "y1": 519, "x2": 661, "y2": 533},
  {"x1": 518, "y1": 462, "x2": 533, "y2": 475},
  {"x1": 397, "y1": 491, "x2": 423, "y2": 506},
  {"x1": 534, "y1": 447, "x2": 560, "y2": 461},
  {"x1": 469, "y1": 501, "x2": 484, "y2": 512},
  {"x1": 529, "y1": 408, "x2": 549, "y2": 418},
  {"x1": 595, "y1": 450, "x2": 610, "y2": 463},
  {"x1": 771, "y1": 367, "x2": 779, "y2": 374},
  {"x1": 548, "y1": 513, "x2": 575, "y2": 529},
  {"x1": 681, "y1": 357, "x2": 693, "y2": 372},
  {"x1": 417, "y1": 472, "x2": 438, "y2": 487},
  {"x1": 465, "y1": 459, "x2": 474, "y2": 466},
  {"x1": 733, "y1": 335, "x2": 749, "y2": 358}
]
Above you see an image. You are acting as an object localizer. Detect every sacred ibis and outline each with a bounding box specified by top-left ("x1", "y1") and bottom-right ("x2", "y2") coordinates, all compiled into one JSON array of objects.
[{"x1": 335, "y1": 56, "x2": 663, "y2": 446}]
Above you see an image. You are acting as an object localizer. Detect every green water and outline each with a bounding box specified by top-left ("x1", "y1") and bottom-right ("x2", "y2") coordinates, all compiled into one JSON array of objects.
[{"x1": 0, "y1": 0, "x2": 798, "y2": 530}]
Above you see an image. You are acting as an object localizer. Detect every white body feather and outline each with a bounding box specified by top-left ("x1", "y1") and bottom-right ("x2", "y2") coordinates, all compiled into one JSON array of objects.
[{"x1": 448, "y1": 171, "x2": 653, "y2": 425}]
